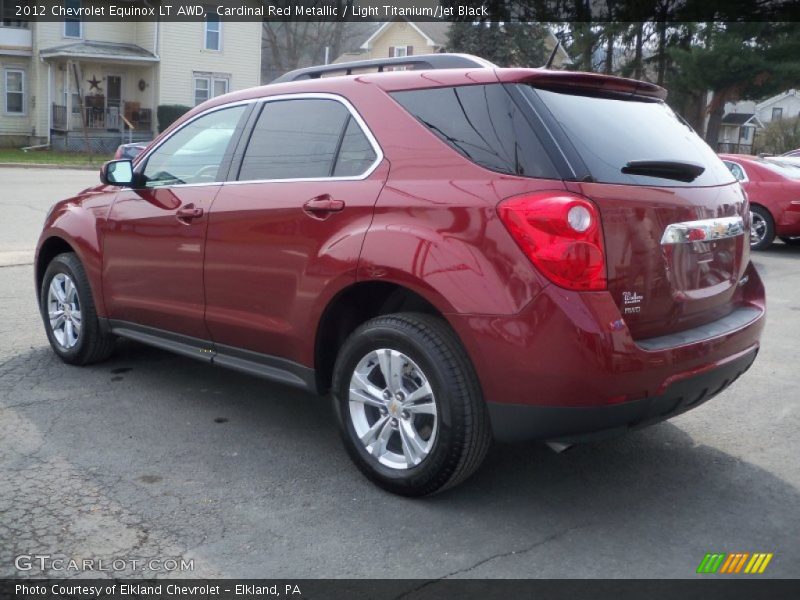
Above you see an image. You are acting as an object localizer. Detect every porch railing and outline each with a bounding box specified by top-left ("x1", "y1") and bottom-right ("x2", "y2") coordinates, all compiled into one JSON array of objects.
[{"x1": 51, "y1": 104, "x2": 152, "y2": 132}]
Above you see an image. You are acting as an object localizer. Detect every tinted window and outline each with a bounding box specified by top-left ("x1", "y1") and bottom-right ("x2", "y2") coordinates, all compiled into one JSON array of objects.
[
  {"x1": 142, "y1": 106, "x2": 245, "y2": 187},
  {"x1": 240, "y1": 98, "x2": 359, "y2": 181},
  {"x1": 391, "y1": 85, "x2": 557, "y2": 179},
  {"x1": 333, "y1": 117, "x2": 377, "y2": 177},
  {"x1": 530, "y1": 87, "x2": 735, "y2": 186}
]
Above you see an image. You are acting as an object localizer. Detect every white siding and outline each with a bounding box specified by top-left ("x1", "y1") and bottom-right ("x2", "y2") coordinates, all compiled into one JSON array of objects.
[
  {"x1": 756, "y1": 91, "x2": 800, "y2": 124},
  {"x1": 367, "y1": 23, "x2": 434, "y2": 59},
  {"x1": 0, "y1": 55, "x2": 33, "y2": 138},
  {"x1": 157, "y1": 20, "x2": 261, "y2": 107}
]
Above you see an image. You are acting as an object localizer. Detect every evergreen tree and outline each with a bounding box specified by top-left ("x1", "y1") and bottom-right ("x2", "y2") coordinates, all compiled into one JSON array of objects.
[{"x1": 448, "y1": 22, "x2": 548, "y2": 68}]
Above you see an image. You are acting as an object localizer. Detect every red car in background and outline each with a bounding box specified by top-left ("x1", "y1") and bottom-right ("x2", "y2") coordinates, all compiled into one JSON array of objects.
[{"x1": 720, "y1": 154, "x2": 800, "y2": 249}]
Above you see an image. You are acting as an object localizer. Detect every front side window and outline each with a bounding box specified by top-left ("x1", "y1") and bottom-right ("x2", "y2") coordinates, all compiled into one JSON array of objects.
[
  {"x1": 64, "y1": 0, "x2": 82, "y2": 38},
  {"x1": 5, "y1": 69, "x2": 24, "y2": 114},
  {"x1": 238, "y1": 98, "x2": 377, "y2": 181},
  {"x1": 205, "y1": 15, "x2": 221, "y2": 50},
  {"x1": 142, "y1": 105, "x2": 246, "y2": 187}
]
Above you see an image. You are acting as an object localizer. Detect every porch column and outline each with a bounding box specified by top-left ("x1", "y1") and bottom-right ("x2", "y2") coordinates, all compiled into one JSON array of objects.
[{"x1": 65, "y1": 60, "x2": 72, "y2": 129}]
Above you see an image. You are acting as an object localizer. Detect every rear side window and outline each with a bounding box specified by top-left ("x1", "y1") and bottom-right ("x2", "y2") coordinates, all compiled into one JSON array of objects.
[
  {"x1": 334, "y1": 117, "x2": 377, "y2": 177},
  {"x1": 238, "y1": 98, "x2": 377, "y2": 181},
  {"x1": 528, "y1": 87, "x2": 735, "y2": 187},
  {"x1": 391, "y1": 85, "x2": 558, "y2": 179}
]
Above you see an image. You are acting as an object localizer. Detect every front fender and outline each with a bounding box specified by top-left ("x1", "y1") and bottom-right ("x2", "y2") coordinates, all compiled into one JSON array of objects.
[{"x1": 36, "y1": 190, "x2": 115, "y2": 316}]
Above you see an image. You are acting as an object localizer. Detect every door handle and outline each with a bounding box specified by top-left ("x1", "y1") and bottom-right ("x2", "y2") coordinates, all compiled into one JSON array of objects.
[
  {"x1": 303, "y1": 195, "x2": 345, "y2": 219},
  {"x1": 176, "y1": 204, "x2": 204, "y2": 221}
]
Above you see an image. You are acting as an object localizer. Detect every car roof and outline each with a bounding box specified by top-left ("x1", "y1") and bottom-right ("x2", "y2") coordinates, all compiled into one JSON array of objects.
[{"x1": 165, "y1": 67, "x2": 667, "y2": 139}]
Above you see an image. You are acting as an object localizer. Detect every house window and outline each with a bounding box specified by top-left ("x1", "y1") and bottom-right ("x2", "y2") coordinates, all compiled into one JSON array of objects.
[
  {"x1": 772, "y1": 107, "x2": 783, "y2": 121},
  {"x1": 4, "y1": 69, "x2": 24, "y2": 114},
  {"x1": 740, "y1": 126, "x2": 752, "y2": 143},
  {"x1": 205, "y1": 14, "x2": 221, "y2": 50},
  {"x1": 63, "y1": 0, "x2": 82, "y2": 38},
  {"x1": 388, "y1": 46, "x2": 412, "y2": 71},
  {"x1": 1, "y1": 0, "x2": 28, "y2": 27},
  {"x1": 213, "y1": 78, "x2": 228, "y2": 97},
  {"x1": 194, "y1": 74, "x2": 230, "y2": 106},
  {"x1": 194, "y1": 77, "x2": 210, "y2": 106}
]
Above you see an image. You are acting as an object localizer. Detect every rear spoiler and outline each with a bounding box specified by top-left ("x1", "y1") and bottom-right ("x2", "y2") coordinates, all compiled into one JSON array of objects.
[{"x1": 497, "y1": 69, "x2": 667, "y2": 101}]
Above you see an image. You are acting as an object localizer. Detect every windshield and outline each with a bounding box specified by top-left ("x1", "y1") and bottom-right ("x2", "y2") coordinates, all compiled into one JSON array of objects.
[{"x1": 528, "y1": 87, "x2": 735, "y2": 187}]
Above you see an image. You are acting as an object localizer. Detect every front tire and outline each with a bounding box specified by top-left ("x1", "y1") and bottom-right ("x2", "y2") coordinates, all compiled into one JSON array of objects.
[
  {"x1": 749, "y1": 206, "x2": 775, "y2": 250},
  {"x1": 40, "y1": 252, "x2": 114, "y2": 365},
  {"x1": 332, "y1": 313, "x2": 491, "y2": 496}
]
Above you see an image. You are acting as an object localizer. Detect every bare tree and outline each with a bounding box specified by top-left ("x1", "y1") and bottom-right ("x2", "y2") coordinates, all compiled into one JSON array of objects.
[{"x1": 261, "y1": 2, "x2": 372, "y2": 82}]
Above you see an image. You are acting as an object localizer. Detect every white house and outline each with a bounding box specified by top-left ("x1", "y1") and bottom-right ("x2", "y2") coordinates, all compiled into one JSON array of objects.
[
  {"x1": 334, "y1": 20, "x2": 571, "y2": 68},
  {"x1": 0, "y1": 6, "x2": 261, "y2": 151},
  {"x1": 718, "y1": 89, "x2": 800, "y2": 154}
]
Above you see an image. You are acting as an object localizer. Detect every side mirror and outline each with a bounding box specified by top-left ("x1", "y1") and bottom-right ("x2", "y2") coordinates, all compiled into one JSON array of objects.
[{"x1": 101, "y1": 159, "x2": 135, "y2": 186}]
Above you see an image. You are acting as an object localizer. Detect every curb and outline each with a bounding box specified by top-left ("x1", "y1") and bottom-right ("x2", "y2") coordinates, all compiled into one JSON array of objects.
[{"x1": 0, "y1": 162, "x2": 100, "y2": 171}]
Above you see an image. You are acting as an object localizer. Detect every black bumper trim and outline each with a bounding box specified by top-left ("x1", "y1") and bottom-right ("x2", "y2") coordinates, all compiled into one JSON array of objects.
[
  {"x1": 635, "y1": 306, "x2": 762, "y2": 351},
  {"x1": 486, "y1": 347, "x2": 758, "y2": 443}
]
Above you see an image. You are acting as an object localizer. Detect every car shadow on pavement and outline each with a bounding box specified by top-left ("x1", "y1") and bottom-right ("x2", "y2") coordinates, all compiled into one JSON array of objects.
[{"x1": 2, "y1": 341, "x2": 798, "y2": 578}]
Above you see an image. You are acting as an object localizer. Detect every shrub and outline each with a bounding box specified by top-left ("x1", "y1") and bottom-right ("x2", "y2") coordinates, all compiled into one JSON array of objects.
[{"x1": 157, "y1": 105, "x2": 191, "y2": 133}]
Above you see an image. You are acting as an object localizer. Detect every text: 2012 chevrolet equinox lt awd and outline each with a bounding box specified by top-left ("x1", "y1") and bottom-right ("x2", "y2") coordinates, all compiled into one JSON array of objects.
[{"x1": 36, "y1": 54, "x2": 765, "y2": 495}]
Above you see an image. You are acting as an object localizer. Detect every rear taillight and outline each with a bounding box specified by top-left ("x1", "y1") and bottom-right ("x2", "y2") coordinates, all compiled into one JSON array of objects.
[{"x1": 497, "y1": 191, "x2": 607, "y2": 291}]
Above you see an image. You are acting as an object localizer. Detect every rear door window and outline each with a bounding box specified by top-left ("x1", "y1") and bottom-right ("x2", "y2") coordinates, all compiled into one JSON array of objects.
[
  {"x1": 527, "y1": 87, "x2": 735, "y2": 187},
  {"x1": 391, "y1": 85, "x2": 558, "y2": 179},
  {"x1": 238, "y1": 98, "x2": 377, "y2": 181}
]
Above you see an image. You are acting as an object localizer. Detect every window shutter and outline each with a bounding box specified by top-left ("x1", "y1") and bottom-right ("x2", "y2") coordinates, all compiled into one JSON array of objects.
[
  {"x1": 389, "y1": 47, "x2": 395, "y2": 57},
  {"x1": 407, "y1": 46, "x2": 413, "y2": 56}
]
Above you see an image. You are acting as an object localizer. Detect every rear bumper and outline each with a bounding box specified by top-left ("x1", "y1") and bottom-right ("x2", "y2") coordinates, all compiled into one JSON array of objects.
[
  {"x1": 447, "y1": 262, "x2": 765, "y2": 442},
  {"x1": 486, "y1": 346, "x2": 757, "y2": 442}
]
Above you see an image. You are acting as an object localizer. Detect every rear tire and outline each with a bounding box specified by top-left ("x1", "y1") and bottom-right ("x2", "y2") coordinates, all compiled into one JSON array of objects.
[
  {"x1": 332, "y1": 313, "x2": 491, "y2": 496},
  {"x1": 40, "y1": 252, "x2": 114, "y2": 365},
  {"x1": 749, "y1": 206, "x2": 775, "y2": 251}
]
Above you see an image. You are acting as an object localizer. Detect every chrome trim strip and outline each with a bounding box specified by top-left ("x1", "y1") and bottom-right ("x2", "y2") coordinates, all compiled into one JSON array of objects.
[
  {"x1": 660, "y1": 216, "x2": 745, "y2": 245},
  {"x1": 136, "y1": 93, "x2": 384, "y2": 189}
]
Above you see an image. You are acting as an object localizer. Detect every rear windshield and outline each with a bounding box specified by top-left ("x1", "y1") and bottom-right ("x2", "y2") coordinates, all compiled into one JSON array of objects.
[{"x1": 529, "y1": 87, "x2": 735, "y2": 187}]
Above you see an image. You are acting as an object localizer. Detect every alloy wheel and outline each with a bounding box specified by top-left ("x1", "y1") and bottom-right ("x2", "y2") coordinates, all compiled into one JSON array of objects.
[
  {"x1": 750, "y1": 211, "x2": 766, "y2": 247},
  {"x1": 47, "y1": 273, "x2": 82, "y2": 349},
  {"x1": 348, "y1": 348, "x2": 438, "y2": 470}
]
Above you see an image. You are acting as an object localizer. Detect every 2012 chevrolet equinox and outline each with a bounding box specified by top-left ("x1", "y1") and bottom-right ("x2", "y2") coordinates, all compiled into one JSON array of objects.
[{"x1": 36, "y1": 54, "x2": 765, "y2": 495}]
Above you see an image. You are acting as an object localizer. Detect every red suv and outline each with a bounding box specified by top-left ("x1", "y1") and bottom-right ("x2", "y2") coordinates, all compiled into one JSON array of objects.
[{"x1": 36, "y1": 55, "x2": 765, "y2": 495}]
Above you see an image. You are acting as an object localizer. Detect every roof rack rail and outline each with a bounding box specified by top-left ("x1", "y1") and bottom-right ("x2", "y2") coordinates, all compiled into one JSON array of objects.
[{"x1": 272, "y1": 53, "x2": 497, "y2": 83}]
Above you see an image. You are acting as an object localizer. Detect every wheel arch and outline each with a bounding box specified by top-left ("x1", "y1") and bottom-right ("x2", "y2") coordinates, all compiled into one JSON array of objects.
[
  {"x1": 36, "y1": 236, "x2": 77, "y2": 301},
  {"x1": 314, "y1": 281, "x2": 450, "y2": 394}
]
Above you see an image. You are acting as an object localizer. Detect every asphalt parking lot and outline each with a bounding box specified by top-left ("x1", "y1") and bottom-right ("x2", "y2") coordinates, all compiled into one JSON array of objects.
[{"x1": 1, "y1": 166, "x2": 798, "y2": 579}]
